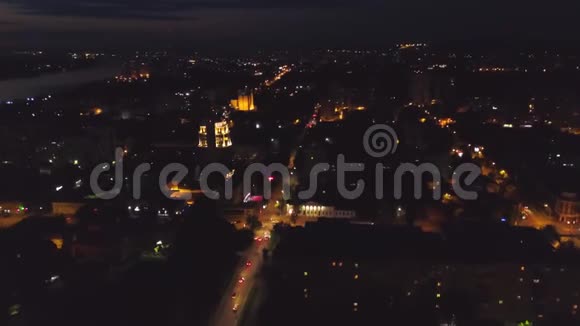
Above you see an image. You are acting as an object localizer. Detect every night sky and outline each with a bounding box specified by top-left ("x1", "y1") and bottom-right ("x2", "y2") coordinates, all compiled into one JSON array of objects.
[{"x1": 1, "y1": 0, "x2": 579, "y2": 50}]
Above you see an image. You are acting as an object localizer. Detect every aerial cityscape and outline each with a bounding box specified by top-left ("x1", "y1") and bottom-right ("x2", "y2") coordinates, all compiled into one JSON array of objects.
[{"x1": 1, "y1": 1, "x2": 580, "y2": 326}]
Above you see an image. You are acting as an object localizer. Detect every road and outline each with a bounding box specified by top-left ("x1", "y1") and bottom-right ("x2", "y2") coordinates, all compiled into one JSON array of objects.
[
  {"x1": 209, "y1": 103, "x2": 317, "y2": 326},
  {"x1": 208, "y1": 229, "x2": 271, "y2": 326},
  {"x1": 517, "y1": 206, "x2": 580, "y2": 247},
  {"x1": 518, "y1": 207, "x2": 579, "y2": 234}
]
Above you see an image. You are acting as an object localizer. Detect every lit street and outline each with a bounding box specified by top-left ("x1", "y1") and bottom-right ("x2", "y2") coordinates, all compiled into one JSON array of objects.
[
  {"x1": 209, "y1": 228, "x2": 271, "y2": 326},
  {"x1": 517, "y1": 206, "x2": 580, "y2": 246}
]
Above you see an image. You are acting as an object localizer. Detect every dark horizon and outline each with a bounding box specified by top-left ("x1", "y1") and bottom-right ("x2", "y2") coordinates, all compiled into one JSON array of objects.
[{"x1": 2, "y1": 1, "x2": 580, "y2": 50}]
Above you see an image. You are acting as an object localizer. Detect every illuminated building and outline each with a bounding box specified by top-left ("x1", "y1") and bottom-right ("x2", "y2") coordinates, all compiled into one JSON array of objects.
[
  {"x1": 198, "y1": 120, "x2": 233, "y2": 148},
  {"x1": 288, "y1": 202, "x2": 356, "y2": 219},
  {"x1": 198, "y1": 125, "x2": 208, "y2": 148},
  {"x1": 230, "y1": 89, "x2": 256, "y2": 111},
  {"x1": 214, "y1": 121, "x2": 232, "y2": 148}
]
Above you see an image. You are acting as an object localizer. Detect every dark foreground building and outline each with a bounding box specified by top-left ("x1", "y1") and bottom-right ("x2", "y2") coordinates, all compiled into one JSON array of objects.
[{"x1": 256, "y1": 221, "x2": 580, "y2": 326}]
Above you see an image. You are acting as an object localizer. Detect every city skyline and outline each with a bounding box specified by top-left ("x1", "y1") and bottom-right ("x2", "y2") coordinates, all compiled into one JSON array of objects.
[{"x1": 1, "y1": 4, "x2": 580, "y2": 325}]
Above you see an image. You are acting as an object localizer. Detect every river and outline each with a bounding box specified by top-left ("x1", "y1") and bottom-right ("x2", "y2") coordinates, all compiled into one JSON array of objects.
[{"x1": 0, "y1": 61, "x2": 122, "y2": 100}]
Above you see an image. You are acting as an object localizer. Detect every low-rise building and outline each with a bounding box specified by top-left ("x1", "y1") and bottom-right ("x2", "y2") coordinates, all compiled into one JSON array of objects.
[
  {"x1": 289, "y1": 201, "x2": 357, "y2": 219},
  {"x1": 555, "y1": 192, "x2": 580, "y2": 224}
]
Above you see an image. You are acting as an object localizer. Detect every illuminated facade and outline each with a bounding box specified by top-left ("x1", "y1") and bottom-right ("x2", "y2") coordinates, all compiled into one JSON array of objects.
[
  {"x1": 198, "y1": 121, "x2": 232, "y2": 148},
  {"x1": 230, "y1": 90, "x2": 256, "y2": 111},
  {"x1": 288, "y1": 202, "x2": 356, "y2": 219},
  {"x1": 214, "y1": 121, "x2": 232, "y2": 148},
  {"x1": 198, "y1": 125, "x2": 208, "y2": 148}
]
